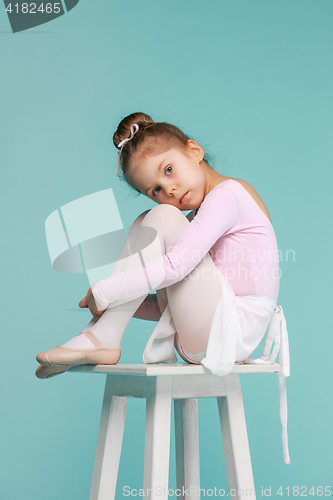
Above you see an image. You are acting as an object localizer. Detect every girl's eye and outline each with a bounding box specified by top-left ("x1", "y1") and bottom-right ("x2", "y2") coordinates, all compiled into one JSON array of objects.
[{"x1": 152, "y1": 165, "x2": 172, "y2": 196}]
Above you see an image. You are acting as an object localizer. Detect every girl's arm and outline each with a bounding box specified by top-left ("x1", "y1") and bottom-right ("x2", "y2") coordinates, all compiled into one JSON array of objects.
[
  {"x1": 82, "y1": 213, "x2": 195, "y2": 319},
  {"x1": 133, "y1": 293, "x2": 161, "y2": 321},
  {"x1": 92, "y1": 184, "x2": 239, "y2": 308}
]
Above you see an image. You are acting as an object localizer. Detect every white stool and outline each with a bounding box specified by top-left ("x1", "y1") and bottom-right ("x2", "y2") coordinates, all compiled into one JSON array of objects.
[{"x1": 69, "y1": 362, "x2": 281, "y2": 500}]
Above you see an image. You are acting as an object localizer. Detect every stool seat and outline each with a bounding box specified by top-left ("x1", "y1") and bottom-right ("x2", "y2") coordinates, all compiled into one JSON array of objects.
[
  {"x1": 69, "y1": 362, "x2": 281, "y2": 376},
  {"x1": 69, "y1": 362, "x2": 281, "y2": 500}
]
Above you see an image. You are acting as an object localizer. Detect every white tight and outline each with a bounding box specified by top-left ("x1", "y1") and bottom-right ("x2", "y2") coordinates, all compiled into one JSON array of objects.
[{"x1": 80, "y1": 204, "x2": 223, "y2": 354}]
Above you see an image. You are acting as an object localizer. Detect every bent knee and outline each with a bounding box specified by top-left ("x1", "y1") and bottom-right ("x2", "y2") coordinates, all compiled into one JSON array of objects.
[
  {"x1": 141, "y1": 204, "x2": 189, "y2": 238},
  {"x1": 143, "y1": 203, "x2": 185, "y2": 223},
  {"x1": 132, "y1": 209, "x2": 151, "y2": 227}
]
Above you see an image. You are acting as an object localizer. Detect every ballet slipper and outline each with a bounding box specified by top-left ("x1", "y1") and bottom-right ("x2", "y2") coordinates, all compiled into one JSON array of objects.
[
  {"x1": 174, "y1": 332, "x2": 201, "y2": 365},
  {"x1": 35, "y1": 364, "x2": 71, "y2": 379},
  {"x1": 36, "y1": 331, "x2": 121, "y2": 367}
]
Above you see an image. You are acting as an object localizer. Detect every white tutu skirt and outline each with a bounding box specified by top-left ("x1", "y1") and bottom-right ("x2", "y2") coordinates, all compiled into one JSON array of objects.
[
  {"x1": 200, "y1": 267, "x2": 279, "y2": 375},
  {"x1": 143, "y1": 266, "x2": 290, "y2": 465},
  {"x1": 142, "y1": 267, "x2": 284, "y2": 370}
]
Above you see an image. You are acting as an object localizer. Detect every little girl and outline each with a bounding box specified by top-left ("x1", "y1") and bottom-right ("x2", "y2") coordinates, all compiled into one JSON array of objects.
[{"x1": 36, "y1": 112, "x2": 290, "y2": 462}]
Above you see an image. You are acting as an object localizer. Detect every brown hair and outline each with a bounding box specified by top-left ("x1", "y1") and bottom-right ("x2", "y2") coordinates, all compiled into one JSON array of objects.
[{"x1": 112, "y1": 112, "x2": 213, "y2": 194}]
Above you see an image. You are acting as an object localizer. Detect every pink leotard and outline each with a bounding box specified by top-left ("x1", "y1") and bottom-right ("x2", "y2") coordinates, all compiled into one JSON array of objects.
[{"x1": 92, "y1": 179, "x2": 280, "y2": 307}]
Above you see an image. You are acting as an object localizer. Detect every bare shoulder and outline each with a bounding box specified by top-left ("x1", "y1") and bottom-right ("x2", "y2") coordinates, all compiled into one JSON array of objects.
[{"x1": 229, "y1": 177, "x2": 272, "y2": 223}]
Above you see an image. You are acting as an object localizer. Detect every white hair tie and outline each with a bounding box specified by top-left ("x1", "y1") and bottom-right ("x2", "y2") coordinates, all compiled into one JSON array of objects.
[{"x1": 116, "y1": 123, "x2": 140, "y2": 177}]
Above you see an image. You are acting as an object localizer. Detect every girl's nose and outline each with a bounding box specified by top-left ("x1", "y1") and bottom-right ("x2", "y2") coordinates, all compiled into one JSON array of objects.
[{"x1": 166, "y1": 185, "x2": 176, "y2": 196}]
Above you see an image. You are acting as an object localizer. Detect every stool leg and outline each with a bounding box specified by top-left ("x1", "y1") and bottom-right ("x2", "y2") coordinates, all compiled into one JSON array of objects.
[
  {"x1": 174, "y1": 399, "x2": 201, "y2": 499},
  {"x1": 217, "y1": 374, "x2": 256, "y2": 500},
  {"x1": 143, "y1": 376, "x2": 173, "y2": 499},
  {"x1": 90, "y1": 375, "x2": 128, "y2": 500}
]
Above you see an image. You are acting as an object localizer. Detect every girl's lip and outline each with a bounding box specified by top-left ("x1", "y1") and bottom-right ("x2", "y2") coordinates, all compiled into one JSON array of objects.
[{"x1": 180, "y1": 191, "x2": 189, "y2": 204}]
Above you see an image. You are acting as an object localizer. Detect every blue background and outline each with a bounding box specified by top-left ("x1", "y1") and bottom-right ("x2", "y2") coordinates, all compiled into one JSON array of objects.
[{"x1": 1, "y1": 0, "x2": 332, "y2": 498}]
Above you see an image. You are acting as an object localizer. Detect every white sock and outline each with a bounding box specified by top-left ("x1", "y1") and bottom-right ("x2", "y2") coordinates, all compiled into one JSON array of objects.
[
  {"x1": 89, "y1": 298, "x2": 145, "y2": 348},
  {"x1": 62, "y1": 333, "x2": 96, "y2": 349},
  {"x1": 61, "y1": 318, "x2": 97, "y2": 349},
  {"x1": 61, "y1": 299, "x2": 144, "y2": 349}
]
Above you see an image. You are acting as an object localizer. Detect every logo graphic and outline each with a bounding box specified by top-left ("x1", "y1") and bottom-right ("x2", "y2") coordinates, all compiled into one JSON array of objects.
[
  {"x1": 45, "y1": 189, "x2": 165, "y2": 306},
  {"x1": 3, "y1": 0, "x2": 80, "y2": 33}
]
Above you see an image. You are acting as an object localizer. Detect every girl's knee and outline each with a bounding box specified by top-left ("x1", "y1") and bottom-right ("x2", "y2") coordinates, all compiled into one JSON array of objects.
[
  {"x1": 142, "y1": 203, "x2": 186, "y2": 225},
  {"x1": 132, "y1": 209, "x2": 151, "y2": 227},
  {"x1": 152, "y1": 203, "x2": 182, "y2": 215}
]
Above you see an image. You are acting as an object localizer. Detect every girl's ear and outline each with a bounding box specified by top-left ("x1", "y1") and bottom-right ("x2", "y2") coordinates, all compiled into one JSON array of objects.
[{"x1": 186, "y1": 139, "x2": 204, "y2": 161}]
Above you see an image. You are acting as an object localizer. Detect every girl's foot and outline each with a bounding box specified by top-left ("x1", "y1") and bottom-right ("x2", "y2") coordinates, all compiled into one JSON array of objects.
[{"x1": 36, "y1": 331, "x2": 121, "y2": 367}]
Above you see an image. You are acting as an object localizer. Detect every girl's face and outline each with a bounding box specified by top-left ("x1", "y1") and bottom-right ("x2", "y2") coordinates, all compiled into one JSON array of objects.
[{"x1": 130, "y1": 140, "x2": 207, "y2": 211}]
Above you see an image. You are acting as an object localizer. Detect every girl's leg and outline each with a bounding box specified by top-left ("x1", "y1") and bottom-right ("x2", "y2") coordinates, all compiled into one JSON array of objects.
[
  {"x1": 140, "y1": 205, "x2": 222, "y2": 354},
  {"x1": 62, "y1": 209, "x2": 154, "y2": 349},
  {"x1": 64, "y1": 204, "x2": 222, "y2": 355}
]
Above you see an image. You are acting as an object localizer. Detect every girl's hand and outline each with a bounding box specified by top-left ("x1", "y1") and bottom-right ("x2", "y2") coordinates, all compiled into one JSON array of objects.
[{"x1": 79, "y1": 286, "x2": 106, "y2": 319}]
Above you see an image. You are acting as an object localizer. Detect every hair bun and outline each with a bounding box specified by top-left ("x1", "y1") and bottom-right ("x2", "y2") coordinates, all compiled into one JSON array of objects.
[{"x1": 113, "y1": 112, "x2": 154, "y2": 149}]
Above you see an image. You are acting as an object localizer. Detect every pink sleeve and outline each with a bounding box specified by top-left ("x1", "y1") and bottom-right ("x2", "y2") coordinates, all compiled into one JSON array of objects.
[{"x1": 92, "y1": 186, "x2": 239, "y2": 307}]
